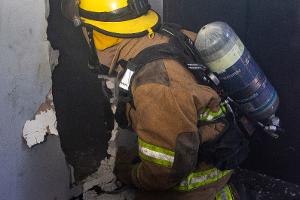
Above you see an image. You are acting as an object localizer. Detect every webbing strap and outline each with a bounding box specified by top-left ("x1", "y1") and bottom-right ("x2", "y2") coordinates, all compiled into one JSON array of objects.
[
  {"x1": 216, "y1": 185, "x2": 234, "y2": 200},
  {"x1": 175, "y1": 169, "x2": 232, "y2": 191},
  {"x1": 118, "y1": 24, "x2": 208, "y2": 93}
]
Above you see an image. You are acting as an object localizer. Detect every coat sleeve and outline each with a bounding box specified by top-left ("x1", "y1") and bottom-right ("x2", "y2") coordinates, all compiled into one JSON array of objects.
[{"x1": 124, "y1": 63, "x2": 225, "y2": 190}]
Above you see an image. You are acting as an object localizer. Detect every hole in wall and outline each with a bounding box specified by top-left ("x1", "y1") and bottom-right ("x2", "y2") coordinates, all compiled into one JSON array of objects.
[{"x1": 47, "y1": 0, "x2": 114, "y2": 182}]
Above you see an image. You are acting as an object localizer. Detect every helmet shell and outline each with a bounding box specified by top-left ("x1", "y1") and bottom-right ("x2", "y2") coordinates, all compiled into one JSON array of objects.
[{"x1": 79, "y1": 0, "x2": 160, "y2": 37}]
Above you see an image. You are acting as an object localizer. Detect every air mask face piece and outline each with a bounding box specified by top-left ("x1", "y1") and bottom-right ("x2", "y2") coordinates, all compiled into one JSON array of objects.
[{"x1": 61, "y1": 0, "x2": 81, "y2": 27}]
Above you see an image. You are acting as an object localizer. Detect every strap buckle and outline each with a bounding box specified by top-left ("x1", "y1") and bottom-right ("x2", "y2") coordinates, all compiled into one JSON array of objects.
[{"x1": 119, "y1": 61, "x2": 138, "y2": 91}]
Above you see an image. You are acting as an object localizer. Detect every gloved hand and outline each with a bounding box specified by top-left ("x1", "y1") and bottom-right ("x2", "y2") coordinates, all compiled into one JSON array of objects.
[
  {"x1": 199, "y1": 121, "x2": 226, "y2": 143},
  {"x1": 114, "y1": 146, "x2": 139, "y2": 185}
]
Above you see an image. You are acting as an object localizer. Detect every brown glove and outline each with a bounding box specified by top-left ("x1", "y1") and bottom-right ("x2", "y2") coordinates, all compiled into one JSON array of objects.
[
  {"x1": 199, "y1": 121, "x2": 226, "y2": 143},
  {"x1": 114, "y1": 146, "x2": 139, "y2": 185}
]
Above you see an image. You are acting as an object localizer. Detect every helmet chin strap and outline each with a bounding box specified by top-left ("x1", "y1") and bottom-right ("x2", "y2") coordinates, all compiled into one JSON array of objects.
[
  {"x1": 86, "y1": 27, "x2": 116, "y2": 101},
  {"x1": 86, "y1": 27, "x2": 110, "y2": 75}
]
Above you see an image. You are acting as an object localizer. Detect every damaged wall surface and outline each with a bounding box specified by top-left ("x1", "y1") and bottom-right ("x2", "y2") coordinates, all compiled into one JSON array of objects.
[
  {"x1": 47, "y1": 0, "x2": 164, "y2": 199},
  {"x1": 48, "y1": 0, "x2": 164, "y2": 183},
  {"x1": 0, "y1": 0, "x2": 70, "y2": 199}
]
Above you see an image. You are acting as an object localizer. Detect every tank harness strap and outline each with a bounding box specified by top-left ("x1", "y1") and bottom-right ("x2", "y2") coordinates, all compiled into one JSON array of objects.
[
  {"x1": 159, "y1": 23, "x2": 204, "y2": 64},
  {"x1": 115, "y1": 24, "x2": 215, "y2": 129},
  {"x1": 118, "y1": 27, "x2": 212, "y2": 95}
]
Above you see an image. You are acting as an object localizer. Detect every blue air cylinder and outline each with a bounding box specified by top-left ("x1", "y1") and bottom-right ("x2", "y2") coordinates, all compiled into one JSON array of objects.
[{"x1": 195, "y1": 22, "x2": 279, "y2": 121}]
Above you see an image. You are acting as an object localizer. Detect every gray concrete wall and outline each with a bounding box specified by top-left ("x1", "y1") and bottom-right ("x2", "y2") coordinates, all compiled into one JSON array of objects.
[{"x1": 0, "y1": 0, "x2": 71, "y2": 199}]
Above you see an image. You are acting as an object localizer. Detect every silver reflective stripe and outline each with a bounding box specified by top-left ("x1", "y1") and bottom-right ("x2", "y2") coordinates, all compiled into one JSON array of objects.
[
  {"x1": 183, "y1": 169, "x2": 219, "y2": 186},
  {"x1": 176, "y1": 168, "x2": 232, "y2": 191},
  {"x1": 139, "y1": 146, "x2": 174, "y2": 163},
  {"x1": 138, "y1": 138, "x2": 175, "y2": 167}
]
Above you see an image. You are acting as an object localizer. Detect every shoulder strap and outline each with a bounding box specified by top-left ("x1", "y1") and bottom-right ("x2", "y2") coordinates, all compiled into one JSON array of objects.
[
  {"x1": 115, "y1": 23, "x2": 221, "y2": 129},
  {"x1": 118, "y1": 24, "x2": 216, "y2": 97},
  {"x1": 159, "y1": 23, "x2": 203, "y2": 64}
]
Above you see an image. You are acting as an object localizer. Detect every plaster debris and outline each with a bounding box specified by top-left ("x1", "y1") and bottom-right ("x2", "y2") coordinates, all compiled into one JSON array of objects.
[
  {"x1": 83, "y1": 77, "x2": 118, "y2": 192},
  {"x1": 49, "y1": 45, "x2": 59, "y2": 72},
  {"x1": 23, "y1": 90, "x2": 58, "y2": 148},
  {"x1": 83, "y1": 189, "x2": 135, "y2": 200},
  {"x1": 21, "y1": 22, "x2": 59, "y2": 148},
  {"x1": 83, "y1": 121, "x2": 119, "y2": 193},
  {"x1": 82, "y1": 77, "x2": 135, "y2": 200}
]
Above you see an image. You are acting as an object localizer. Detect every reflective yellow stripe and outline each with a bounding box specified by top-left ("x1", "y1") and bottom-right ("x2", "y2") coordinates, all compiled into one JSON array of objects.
[
  {"x1": 199, "y1": 105, "x2": 227, "y2": 122},
  {"x1": 138, "y1": 138, "x2": 175, "y2": 167},
  {"x1": 138, "y1": 139, "x2": 233, "y2": 192},
  {"x1": 175, "y1": 169, "x2": 232, "y2": 191},
  {"x1": 216, "y1": 185, "x2": 234, "y2": 200}
]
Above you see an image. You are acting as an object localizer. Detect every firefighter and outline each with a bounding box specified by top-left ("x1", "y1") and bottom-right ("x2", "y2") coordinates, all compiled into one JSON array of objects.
[{"x1": 73, "y1": 0, "x2": 249, "y2": 199}]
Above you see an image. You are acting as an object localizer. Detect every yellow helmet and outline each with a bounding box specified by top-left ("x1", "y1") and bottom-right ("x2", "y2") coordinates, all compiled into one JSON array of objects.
[{"x1": 79, "y1": 0, "x2": 161, "y2": 37}]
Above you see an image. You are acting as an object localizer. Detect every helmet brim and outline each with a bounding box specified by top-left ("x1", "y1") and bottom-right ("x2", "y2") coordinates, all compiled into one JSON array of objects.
[{"x1": 80, "y1": 10, "x2": 160, "y2": 38}]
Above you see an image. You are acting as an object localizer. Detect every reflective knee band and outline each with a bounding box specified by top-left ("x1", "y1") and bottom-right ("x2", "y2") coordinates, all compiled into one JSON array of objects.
[
  {"x1": 175, "y1": 168, "x2": 232, "y2": 191},
  {"x1": 216, "y1": 185, "x2": 234, "y2": 200},
  {"x1": 199, "y1": 105, "x2": 227, "y2": 122},
  {"x1": 138, "y1": 138, "x2": 175, "y2": 167},
  {"x1": 138, "y1": 138, "x2": 232, "y2": 191}
]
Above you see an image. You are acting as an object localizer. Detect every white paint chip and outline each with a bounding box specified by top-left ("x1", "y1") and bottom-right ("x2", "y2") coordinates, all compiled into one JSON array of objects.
[
  {"x1": 82, "y1": 77, "x2": 135, "y2": 200},
  {"x1": 83, "y1": 189, "x2": 135, "y2": 200},
  {"x1": 49, "y1": 46, "x2": 59, "y2": 72},
  {"x1": 83, "y1": 122, "x2": 119, "y2": 193},
  {"x1": 23, "y1": 91, "x2": 58, "y2": 148}
]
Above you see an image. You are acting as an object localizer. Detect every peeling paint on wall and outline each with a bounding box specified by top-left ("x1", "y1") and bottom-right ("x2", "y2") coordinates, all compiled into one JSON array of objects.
[
  {"x1": 49, "y1": 46, "x2": 60, "y2": 72},
  {"x1": 83, "y1": 143, "x2": 118, "y2": 192},
  {"x1": 82, "y1": 78, "x2": 118, "y2": 191},
  {"x1": 0, "y1": 0, "x2": 70, "y2": 198},
  {"x1": 23, "y1": 90, "x2": 58, "y2": 148},
  {"x1": 22, "y1": 43, "x2": 59, "y2": 148}
]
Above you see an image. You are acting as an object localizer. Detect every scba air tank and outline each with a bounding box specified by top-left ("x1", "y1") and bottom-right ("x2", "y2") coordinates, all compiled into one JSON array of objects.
[{"x1": 195, "y1": 22, "x2": 279, "y2": 121}]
